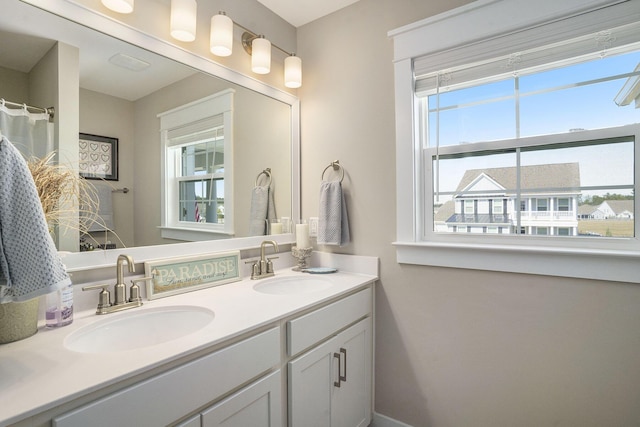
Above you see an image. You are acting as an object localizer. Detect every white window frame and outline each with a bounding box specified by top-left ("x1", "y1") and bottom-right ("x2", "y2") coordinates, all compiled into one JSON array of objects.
[
  {"x1": 390, "y1": 0, "x2": 640, "y2": 283},
  {"x1": 158, "y1": 90, "x2": 234, "y2": 241}
]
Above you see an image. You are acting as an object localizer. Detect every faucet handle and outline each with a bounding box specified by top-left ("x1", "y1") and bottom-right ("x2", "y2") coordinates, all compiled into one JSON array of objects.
[
  {"x1": 82, "y1": 283, "x2": 112, "y2": 312},
  {"x1": 266, "y1": 256, "x2": 279, "y2": 274},
  {"x1": 129, "y1": 277, "x2": 152, "y2": 304},
  {"x1": 245, "y1": 259, "x2": 260, "y2": 278}
]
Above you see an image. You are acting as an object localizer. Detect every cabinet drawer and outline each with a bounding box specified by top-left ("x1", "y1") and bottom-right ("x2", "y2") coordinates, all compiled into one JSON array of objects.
[
  {"x1": 201, "y1": 370, "x2": 282, "y2": 426},
  {"x1": 287, "y1": 287, "x2": 371, "y2": 357},
  {"x1": 53, "y1": 327, "x2": 280, "y2": 427}
]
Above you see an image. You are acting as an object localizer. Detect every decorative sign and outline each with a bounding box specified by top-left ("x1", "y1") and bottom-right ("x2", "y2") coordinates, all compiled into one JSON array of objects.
[{"x1": 144, "y1": 251, "x2": 241, "y2": 300}]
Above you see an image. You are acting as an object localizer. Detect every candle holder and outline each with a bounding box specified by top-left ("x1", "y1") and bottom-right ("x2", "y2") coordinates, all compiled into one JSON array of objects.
[{"x1": 291, "y1": 246, "x2": 313, "y2": 271}]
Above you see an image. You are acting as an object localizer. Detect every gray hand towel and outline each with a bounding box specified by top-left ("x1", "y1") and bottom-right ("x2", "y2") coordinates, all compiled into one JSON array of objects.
[
  {"x1": 0, "y1": 137, "x2": 71, "y2": 303},
  {"x1": 249, "y1": 185, "x2": 269, "y2": 236},
  {"x1": 249, "y1": 174, "x2": 277, "y2": 236},
  {"x1": 318, "y1": 180, "x2": 350, "y2": 246}
]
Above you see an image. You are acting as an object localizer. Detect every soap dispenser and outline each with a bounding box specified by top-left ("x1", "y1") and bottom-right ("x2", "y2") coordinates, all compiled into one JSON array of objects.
[{"x1": 45, "y1": 281, "x2": 74, "y2": 328}]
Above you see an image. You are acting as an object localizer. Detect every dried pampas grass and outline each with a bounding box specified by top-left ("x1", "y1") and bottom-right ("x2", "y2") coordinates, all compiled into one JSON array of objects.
[{"x1": 27, "y1": 152, "x2": 99, "y2": 236}]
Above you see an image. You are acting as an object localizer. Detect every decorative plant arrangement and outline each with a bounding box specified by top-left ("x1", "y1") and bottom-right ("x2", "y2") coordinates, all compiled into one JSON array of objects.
[{"x1": 27, "y1": 152, "x2": 100, "y2": 238}]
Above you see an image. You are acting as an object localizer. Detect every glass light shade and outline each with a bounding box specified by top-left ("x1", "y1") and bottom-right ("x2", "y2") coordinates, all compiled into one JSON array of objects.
[
  {"x1": 252, "y1": 37, "x2": 271, "y2": 74},
  {"x1": 284, "y1": 55, "x2": 302, "y2": 88},
  {"x1": 170, "y1": 0, "x2": 197, "y2": 42},
  {"x1": 210, "y1": 13, "x2": 233, "y2": 57},
  {"x1": 101, "y1": 0, "x2": 133, "y2": 14}
]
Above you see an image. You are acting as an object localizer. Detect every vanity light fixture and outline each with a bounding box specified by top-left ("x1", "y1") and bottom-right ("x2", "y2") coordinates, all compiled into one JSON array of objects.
[
  {"x1": 107, "y1": 4, "x2": 302, "y2": 87},
  {"x1": 210, "y1": 13, "x2": 303, "y2": 87},
  {"x1": 210, "y1": 12, "x2": 233, "y2": 56},
  {"x1": 284, "y1": 54, "x2": 302, "y2": 88},
  {"x1": 251, "y1": 36, "x2": 272, "y2": 74},
  {"x1": 170, "y1": 0, "x2": 197, "y2": 42},
  {"x1": 101, "y1": 0, "x2": 134, "y2": 14}
]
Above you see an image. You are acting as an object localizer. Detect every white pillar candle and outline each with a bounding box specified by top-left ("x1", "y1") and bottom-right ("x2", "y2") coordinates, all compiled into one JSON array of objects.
[
  {"x1": 270, "y1": 222, "x2": 283, "y2": 235},
  {"x1": 296, "y1": 223, "x2": 310, "y2": 248}
]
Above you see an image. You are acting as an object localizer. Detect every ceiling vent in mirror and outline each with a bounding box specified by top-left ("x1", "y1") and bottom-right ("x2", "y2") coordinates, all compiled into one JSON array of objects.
[{"x1": 109, "y1": 53, "x2": 150, "y2": 72}]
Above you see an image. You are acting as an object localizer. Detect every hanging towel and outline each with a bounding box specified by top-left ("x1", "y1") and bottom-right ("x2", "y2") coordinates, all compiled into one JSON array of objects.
[
  {"x1": 86, "y1": 182, "x2": 114, "y2": 232},
  {"x1": 249, "y1": 174, "x2": 276, "y2": 236},
  {"x1": 318, "y1": 180, "x2": 350, "y2": 246},
  {"x1": 0, "y1": 137, "x2": 71, "y2": 303},
  {"x1": 249, "y1": 185, "x2": 269, "y2": 236}
]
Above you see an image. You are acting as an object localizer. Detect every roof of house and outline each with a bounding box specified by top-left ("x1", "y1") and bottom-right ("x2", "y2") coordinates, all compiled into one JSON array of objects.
[
  {"x1": 577, "y1": 204, "x2": 599, "y2": 216},
  {"x1": 602, "y1": 199, "x2": 634, "y2": 214},
  {"x1": 455, "y1": 163, "x2": 580, "y2": 195},
  {"x1": 434, "y1": 200, "x2": 455, "y2": 222}
]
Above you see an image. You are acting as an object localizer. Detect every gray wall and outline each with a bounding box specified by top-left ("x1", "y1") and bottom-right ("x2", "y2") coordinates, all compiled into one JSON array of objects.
[
  {"x1": 80, "y1": 88, "x2": 135, "y2": 248},
  {"x1": 297, "y1": 0, "x2": 640, "y2": 426}
]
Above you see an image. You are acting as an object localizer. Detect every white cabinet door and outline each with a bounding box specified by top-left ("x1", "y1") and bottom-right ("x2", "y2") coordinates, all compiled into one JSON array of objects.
[
  {"x1": 331, "y1": 319, "x2": 372, "y2": 427},
  {"x1": 288, "y1": 318, "x2": 372, "y2": 427},
  {"x1": 201, "y1": 370, "x2": 282, "y2": 427},
  {"x1": 288, "y1": 337, "x2": 335, "y2": 426}
]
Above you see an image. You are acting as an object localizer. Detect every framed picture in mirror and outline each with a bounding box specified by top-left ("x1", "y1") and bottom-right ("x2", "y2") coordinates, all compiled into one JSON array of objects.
[{"x1": 79, "y1": 133, "x2": 118, "y2": 180}]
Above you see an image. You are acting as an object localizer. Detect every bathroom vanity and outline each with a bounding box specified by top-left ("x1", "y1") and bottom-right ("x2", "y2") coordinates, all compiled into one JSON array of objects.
[{"x1": 0, "y1": 254, "x2": 377, "y2": 427}]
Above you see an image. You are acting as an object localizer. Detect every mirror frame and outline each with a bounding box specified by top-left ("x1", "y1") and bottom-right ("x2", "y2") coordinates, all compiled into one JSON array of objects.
[{"x1": 22, "y1": 0, "x2": 300, "y2": 272}]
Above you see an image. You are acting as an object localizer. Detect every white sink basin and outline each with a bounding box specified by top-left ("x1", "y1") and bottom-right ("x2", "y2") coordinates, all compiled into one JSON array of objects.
[
  {"x1": 64, "y1": 306, "x2": 215, "y2": 353},
  {"x1": 252, "y1": 275, "x2": 333, "y2": 295}
]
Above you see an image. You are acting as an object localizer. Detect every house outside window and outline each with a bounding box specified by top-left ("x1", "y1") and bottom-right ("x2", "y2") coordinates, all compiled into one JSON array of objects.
[
  {"x1": 391, "y1": 0, "x2": 640, "y2": 283},
  {"x1": 438, "y1": 163, "x2": 580, "y2": 236}
]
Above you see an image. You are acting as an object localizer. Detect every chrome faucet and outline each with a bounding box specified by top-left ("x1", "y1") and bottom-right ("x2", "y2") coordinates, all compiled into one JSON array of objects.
[
  {"x1": 247, "y1": 240, "x2": 279, "y2": 280},
  {"x1": 83, "y1": 254, "x2": 152, "y2": 315},
  {"x1": 115, "y1": 254, "x2": 135, "y2": 305}
]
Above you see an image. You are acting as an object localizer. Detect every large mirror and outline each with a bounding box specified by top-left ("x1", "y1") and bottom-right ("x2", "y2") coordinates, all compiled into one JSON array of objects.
[{"x1": 0, "y1": 0, "x2": 299, "y2": 265}]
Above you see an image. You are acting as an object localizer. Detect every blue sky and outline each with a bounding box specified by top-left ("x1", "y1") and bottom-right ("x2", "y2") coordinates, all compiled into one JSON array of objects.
[{"x1": 425, "y1": 48, "x2": 640, "y2": 199}]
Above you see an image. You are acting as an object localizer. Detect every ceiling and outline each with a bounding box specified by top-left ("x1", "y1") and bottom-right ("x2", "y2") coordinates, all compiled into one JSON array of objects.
[{"x1": 256, "y1": 0, "x2": 360, "y2": 27}]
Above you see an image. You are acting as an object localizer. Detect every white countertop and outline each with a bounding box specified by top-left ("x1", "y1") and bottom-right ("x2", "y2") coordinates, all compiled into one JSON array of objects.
[{"x1": 0, "y1": 253, "x2": 377, "y2": 426}]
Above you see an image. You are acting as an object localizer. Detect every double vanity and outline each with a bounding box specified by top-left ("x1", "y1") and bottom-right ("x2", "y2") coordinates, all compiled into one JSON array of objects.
[{"x1": 0, "y1": 252, "x2": 377, "y2": 427}]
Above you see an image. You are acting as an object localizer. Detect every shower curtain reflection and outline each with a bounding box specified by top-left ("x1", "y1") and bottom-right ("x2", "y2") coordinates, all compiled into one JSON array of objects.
[{"x1": 0, "y1": 100, "x2": 53, "y2": 158}]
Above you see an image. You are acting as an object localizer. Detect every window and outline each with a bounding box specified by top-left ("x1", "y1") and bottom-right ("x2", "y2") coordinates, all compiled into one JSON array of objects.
[
  {"x1": 464, "y1": 199, "x2": 474, "y2": 214},
  {"x1": 557, "y1": 198, "x2": 570, "y2": 212},
  {"x1": 158, "y1": 90, "x2": 234, "y2": 241},
  {"x1": 492, "y1": 199, "x2": 503, "y2": 215},
  {"x1": 391, "y1": 0, "x2": 640, "y2": 282},
  {"x1": 172, "y1": 129, "x2": 225, "y2": 224}
]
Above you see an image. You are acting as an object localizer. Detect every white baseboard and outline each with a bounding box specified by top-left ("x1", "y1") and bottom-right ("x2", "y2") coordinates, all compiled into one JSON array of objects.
[{"x1": 371, "y1": 412, "x2": 414, "y2": 427}]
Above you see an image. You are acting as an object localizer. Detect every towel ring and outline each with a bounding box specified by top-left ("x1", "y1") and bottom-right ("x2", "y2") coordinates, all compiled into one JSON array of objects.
[
  {"x1": 255, "y1": 168, "x2": 272, "y2": 186},
  {"x1": 321, "y1": 160, "x2": 344, "y2": 183}
]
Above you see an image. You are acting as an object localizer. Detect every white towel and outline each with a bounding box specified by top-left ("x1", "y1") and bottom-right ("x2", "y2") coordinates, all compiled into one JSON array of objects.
[
  {"x1": 317, "y1": 180, "x2": 350, "y2": 246},
  {"x1": 87, "y1": 182, "x2": 114, "y2": 232},
  {"x1": 0, "y1": 137, "x2": 71, "y2": 303}
]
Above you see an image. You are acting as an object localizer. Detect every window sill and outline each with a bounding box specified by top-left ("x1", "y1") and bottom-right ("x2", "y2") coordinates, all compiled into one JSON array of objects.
[
  {"x1": 160, "y1": 226, "x2": 234, "y2": 242},
  {"x1": 394, "y1": 241, "x2": 640, "y2": 283}
]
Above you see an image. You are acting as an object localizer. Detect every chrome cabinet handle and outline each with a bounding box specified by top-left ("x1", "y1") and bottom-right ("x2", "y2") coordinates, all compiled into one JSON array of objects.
[
  {"x1": 333, "y1": 352, "x2": 342, "y2": 387},
  {"x1": 339, "y1": 348, "x2": 347, "y2": 383},
  {"x1": 333, "y1": 347, "x2": 348, "y2": 387}
]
